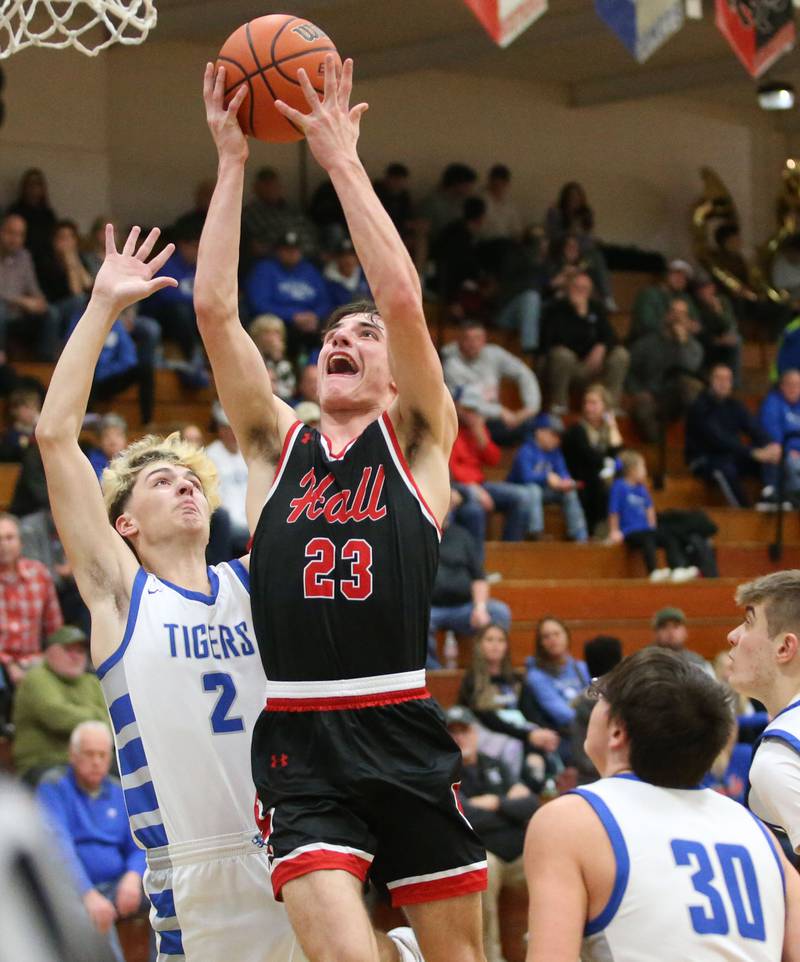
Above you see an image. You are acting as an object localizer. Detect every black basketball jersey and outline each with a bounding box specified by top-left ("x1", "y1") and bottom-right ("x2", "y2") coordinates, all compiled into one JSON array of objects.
[{"x1": 250, "y1": 413, "x2": 441, "y2": 682}]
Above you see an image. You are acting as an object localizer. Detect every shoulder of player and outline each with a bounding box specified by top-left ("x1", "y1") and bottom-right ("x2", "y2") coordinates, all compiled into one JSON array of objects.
[{"x1": 527, "y1": 792, "x2": 604, "y2": 853}]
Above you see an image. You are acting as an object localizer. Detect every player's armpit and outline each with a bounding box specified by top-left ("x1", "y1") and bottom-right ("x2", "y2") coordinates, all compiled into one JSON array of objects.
[{"x1": 524, "y1": 797, "x2": 590, "y2": 962}]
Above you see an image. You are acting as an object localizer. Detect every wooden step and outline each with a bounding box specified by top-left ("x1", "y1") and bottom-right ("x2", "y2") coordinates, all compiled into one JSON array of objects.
[
  {"x1": 0, "y1": 463, "x2": 20, "y2": 510},
  {"x1": 707, "y1": 507, "x2": 800, "y2": 544}
]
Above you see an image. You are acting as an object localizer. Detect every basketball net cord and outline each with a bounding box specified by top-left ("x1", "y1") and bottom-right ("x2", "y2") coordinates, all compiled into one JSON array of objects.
[{"x1": 0, "y1": 0, "x2": 156, "y2": 57}]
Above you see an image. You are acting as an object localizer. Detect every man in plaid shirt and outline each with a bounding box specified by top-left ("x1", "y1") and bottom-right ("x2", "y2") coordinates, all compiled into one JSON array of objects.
[{"x1": 0, "y1": 511, "x2": 63, "y2": 690}]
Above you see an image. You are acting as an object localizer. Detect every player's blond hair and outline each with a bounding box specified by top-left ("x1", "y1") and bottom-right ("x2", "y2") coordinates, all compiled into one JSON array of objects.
[
  {"x1": 101, "y1": 432, "x2": 220, "y2": 524},
  {"x1": 735, "y1": 570, "x2": 800, "y2": 640}
]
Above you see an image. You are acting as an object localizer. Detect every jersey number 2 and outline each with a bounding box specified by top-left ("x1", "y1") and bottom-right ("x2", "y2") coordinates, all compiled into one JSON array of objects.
[
  {"x1": 671, "y1": 839, "x2": 766, "y2": 941},
  {"x1": 303, "y1": 537, "x2": 373, "y2": 601},
  {"x1": 202, "y1": 672, "x2": 245, "y2": 734}
]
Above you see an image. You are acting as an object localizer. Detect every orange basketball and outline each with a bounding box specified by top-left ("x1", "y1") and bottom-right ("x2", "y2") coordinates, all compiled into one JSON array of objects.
[{"x1": 216, "y1": 14, "x2": 341, "y2": 143}]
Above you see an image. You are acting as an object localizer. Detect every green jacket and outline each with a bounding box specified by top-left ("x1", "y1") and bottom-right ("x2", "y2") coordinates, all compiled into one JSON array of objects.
[{"x1": 12, "y1": 663, "x2": 108, "y2": 776}]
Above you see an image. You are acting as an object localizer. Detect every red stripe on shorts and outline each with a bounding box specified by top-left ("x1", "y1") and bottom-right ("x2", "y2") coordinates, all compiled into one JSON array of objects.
[
  {"x1": 265, "y1": 687, "x2": 431, "y2": 712},
  {"x1": 389, "y1": 867, "x2": 488, "y2": 907},
  {"x1": 271, "y1": 850, "x2": 372, "y2": 900}
]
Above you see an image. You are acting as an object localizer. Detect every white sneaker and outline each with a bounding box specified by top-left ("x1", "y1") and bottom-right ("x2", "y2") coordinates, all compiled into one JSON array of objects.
[
  {"x1": 671, "y1": 566, "x2": 700, "y2": 583},
  {"x1": 388, "y1": 927, "x2": 425, "y2": 962},
  {"x1": 649, "y1": 567, "x2": 672, "y2": 582}
]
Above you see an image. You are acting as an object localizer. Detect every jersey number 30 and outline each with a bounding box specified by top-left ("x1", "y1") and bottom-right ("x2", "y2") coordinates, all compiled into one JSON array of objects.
[
  {"x1": 303, "y1": 537, "x2": 373, "y2": 601},
  {"x1": 671, "y1": 839, "x2": 766, "y2": 941}
]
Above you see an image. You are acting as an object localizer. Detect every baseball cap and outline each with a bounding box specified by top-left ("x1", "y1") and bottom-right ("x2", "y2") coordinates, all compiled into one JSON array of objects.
[
  {"x1": 444, "y1": 705, "x2": 477, "y2": 728},
  {"x1": 652, "y1": 606, "x2": 686, "y2": 629},
  {"x1": 533, "y1": 412, "x2": 564, "y2": 434},
  {"x1": 277, "y1": 230, "x2": 300, "y2": 248},
  {"x1": 44, "y1": 625, "x2": 88, "y2": 649},
  {"x1": 334, "y1": 237, "x2": 356, "y2": 255},
  {"x1": 454, "y1": 384, "x2": 484, "y2": 412},
  {"x1": 668, "y1": 259, "x2": 694, "y2": 278}
]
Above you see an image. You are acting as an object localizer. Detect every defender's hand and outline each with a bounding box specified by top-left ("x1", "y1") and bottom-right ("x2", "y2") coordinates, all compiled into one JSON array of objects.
[{"x1": 92, "y1": 226, "x2": 177, "y2": 314}]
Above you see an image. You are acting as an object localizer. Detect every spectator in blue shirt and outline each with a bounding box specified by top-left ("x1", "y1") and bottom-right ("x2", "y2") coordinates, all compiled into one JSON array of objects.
[
  {"x1": 759, "y1": 367, "x2": 800, "y2": 502},
  {"x1": 507, "y1": 413, "x2": 587, "y2": 542},
  {"x1": 524, "y1": 616, "x2": 589, "y2": 732},
  {"x1": 245, "y1": 230, "x2": 331, "y2": 362},
  {"x1": 147, "y1": 224, "x2": 201, "y2": 362},
  {"x1": 608, "y1": 451, "x2": 698, "y2": 582},
  {"x1": 86, "y1": 414, "x2": 127, "y2": 481},
  {"x1": 37, "y1": 720, "x2": 154, "y2": 962},
  {"x1": 324, "y1": 236, "x2": 371, "y2": 310}
]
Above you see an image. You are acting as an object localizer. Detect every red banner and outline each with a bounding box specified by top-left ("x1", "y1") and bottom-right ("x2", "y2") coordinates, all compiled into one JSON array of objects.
[
  {"x1": 463, "y1": 0, "x2": 548, "y2": 48},
  {"x1": 715, "y1": 0, "x2": 795, "y2": 78}
]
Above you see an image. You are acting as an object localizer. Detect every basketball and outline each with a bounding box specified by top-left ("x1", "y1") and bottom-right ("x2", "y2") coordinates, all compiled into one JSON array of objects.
[{"x1": 216, "y1": 14, "x2": 341, "y2": 144}]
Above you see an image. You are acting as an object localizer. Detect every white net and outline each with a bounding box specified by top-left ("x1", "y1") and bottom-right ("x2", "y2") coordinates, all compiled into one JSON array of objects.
[{"x1": 0, "y1": 0, "x2": 157, "y2": 57}]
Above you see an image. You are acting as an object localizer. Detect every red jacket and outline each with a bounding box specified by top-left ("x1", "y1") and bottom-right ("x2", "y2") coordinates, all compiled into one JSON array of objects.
[{"x1": 449, "y1": 425, "x2": 501, "y2": 484}]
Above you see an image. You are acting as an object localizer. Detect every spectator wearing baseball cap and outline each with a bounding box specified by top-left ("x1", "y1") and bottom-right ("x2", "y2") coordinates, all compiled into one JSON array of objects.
[
  {"x1": 506, "y1": 412, "x2": 588, "y2": 541},
  {"x1": 651, "y1": 606, "x2": 713, "y2": 675},
  {"x1": 13, "y1": 625, "x2": 107, "y2": 784},
  {"x1": 324, "y1": 236, "x2": 372, "y2": 310},
  {"x1": 629, "y1": 259, "x2": 700, "y2": 344},
  {"x1": 446, "y1": 702, "x2": 538, "y2": 962}
]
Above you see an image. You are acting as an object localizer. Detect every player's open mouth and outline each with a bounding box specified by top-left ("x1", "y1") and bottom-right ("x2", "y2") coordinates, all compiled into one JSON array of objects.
[{"x1": 327, "y1": 353, "x2": 359, "y2": 376}]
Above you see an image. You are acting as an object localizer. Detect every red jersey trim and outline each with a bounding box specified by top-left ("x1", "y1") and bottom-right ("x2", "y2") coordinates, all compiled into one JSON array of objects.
[
  {"x1": 265, "y1": 687, "x2": 431, "y2": 712},
  {"x1": 270, "y1": 850, "x2": 372, "y2": 901},
  {"x1": 378, "y1": 411, "x2": 442, "y2": 537},
  {"x1": 319, "y1": 430, "x2": 363, "y2": 461},
  {"x1": 388, "y1": 866, "x2": 488, "y2": 906}
]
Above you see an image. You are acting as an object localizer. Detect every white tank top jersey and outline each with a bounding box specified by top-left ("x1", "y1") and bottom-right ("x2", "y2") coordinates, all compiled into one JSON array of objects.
[
  {"x1": 574, "y1": 774, "x2": 786, "y2": 962},
  {"x1": 96, "y1": 561, "x2": 264, "y2": 849},
  {"x1": 748, "y1": 697, "x2": 800, "y2": 850}
]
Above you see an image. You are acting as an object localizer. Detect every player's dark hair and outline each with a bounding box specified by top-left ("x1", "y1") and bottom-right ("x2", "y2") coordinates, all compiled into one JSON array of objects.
[
  {"x1": 322, "y1": 299, "x2": 380, "y2": 337},
  {"x1": 596, "y1": 648, "x2": 733, "y2": 788}
]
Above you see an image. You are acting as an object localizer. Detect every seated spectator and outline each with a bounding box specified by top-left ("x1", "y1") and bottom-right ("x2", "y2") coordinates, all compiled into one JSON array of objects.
[
  {"x1": 147, "y1": 222, "x2": 202, "y2": 364},
  {"x1": 308, "y1": 178, "x2": 348, "y2": 251},
  {"x1": 70, "y1": 306, "x2": 155, "y2": 425},
  {"x1": 20, "y1": 508, "x2": 89, "y2": 634},
  {"x1": 0, "y1": 385, "x2": 40, "y2": 461},
  {"x1": 570, "y1": 634, "x2": 623, "y2": 784},
  {"x1": 524, "y1": 617, "x2": 590, "y2": 733},
  {"x1": 561, "y1": 384, "x2": 623, "y2": 536},
  {"x1": 650, "y1": 605, "x2": 713, "y2": 674},
  {"x1": 608, "y1": 451, "x2": 699, "y2": 582},
  {"x1": 9, "y1": 436, "x2": 49, "y2": 517},
  {"x1": 8, "y1": 167, "x2": 57, "y2": 272},
  {"x1": 543, "y1": 233, "x2": 601, "y2": 301},
  {"x1": 248, "y1": 313, "x2": 296, "y2": 401},
  {"x1": 83, "y1": 216, "x2": 114, "y2": 279},
  {"x1": 540, "y1": 271, "x2": 629, "y2": 413},
  {"x1": 627, "y1": 297, "x2": 705, "y2": 442},
  {"x1": 457, "y1": 625, "x2": 560, "y2": 776},
  {"x1": 86, "y1": 414, "x2": 127, "y2": 481},
  {"x1": 171, "y1": 178, "x2": 215, "y2": 241},
  {"x1": 760, "y1": 367, "x2": 800, "y2": 505},
  {"x1": 693, "y1": 274, "x2": 742, "y2": 382},
  {"x1": 13, "y1": 626, "x2": 106, "y2": 783},
  {"x1": 245, "y1": 231, "x2": 330, "y2": 361},
  {"x1": 449, "y1": 390, "x2": 532, "y2": 543},
  {"x1": 0, "y1": 213, "x2": 60, "y2": 362},
  {"x1": 445, "y1": 704, "x2": 537, "y2": 962},
  {"x1": 417, "y1": 162, "x2": 478, "y2": 250},
  {"x1": 479, "y1": 164, "x2": 523, "y2": 242},
  {"x1": 480, "y1": 235, "x2": 544, "y2": 358},
  {"x1": 241, "y1": 166, "x2": 318, "y2": 263},
  {"x1": 629, "y1": 259, "x2": 699, "y2": 342},
  {"x1": 0, "y1": 512, "x2": 62, "y2": 712},
  {"x1": 291, "y1": 362, "x2": 319, "y2": 407},
  {"x1": 37, "y1": 721, "x2": 154, "y2": 962},
  {"x1": 432, "y1": 196, "x2": 487, "y2": 307},
  {"x1": 441, "y1": 320, "x2": 541, "y2": 445},
  {"x1": 507, "y1": 413, "x2": 588, "y2": 542},
  {"x1": 206, "y1": 402, "x2": 249, "y2": 557},
  {"x1": 427, "y1": 516, "x2": 511, "y2": 667},
  {"x1": 324, "y1": 237, "x2": 371, "y2": 309},
  {"x1": 373, "y1": 162, "x2": 414, "y2": 244},
  {"x1": 36, "y1": 219, "x2": 93, "y2": 333},
  {"x1": 686, "y1": 363, "x2": 779, "y2": 508},
  {"x1": 544, "y1": 181, "x2": 610, "y2": 302}
]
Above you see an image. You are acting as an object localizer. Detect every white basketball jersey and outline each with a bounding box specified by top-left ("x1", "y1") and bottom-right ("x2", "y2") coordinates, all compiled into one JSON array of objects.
[
  {"x1": 576, "y1": 775, "x2": 785, "y2": 962},
  {"x1": 749, "y1": 697, "x2": 800, "y2": 849},
  {"x1": 96, "y1": 562, "x2": 265, "y2": 850}
]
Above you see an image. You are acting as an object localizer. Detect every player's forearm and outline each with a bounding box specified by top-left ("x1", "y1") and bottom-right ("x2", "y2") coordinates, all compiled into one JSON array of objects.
[
  {"x1": 327, "y1": 156, "x2": 422, "y2": 316},
  {"x1": 36, "y1": 295, "x2": 117, "y2": 443},
  {"x1": 195, "y1": 157, "x2": 246, "y2": 328}
]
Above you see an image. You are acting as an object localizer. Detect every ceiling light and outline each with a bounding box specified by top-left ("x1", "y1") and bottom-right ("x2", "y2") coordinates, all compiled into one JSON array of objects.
[{"x1": 758, "y1": 81, "x2": 795, "y2": 110}]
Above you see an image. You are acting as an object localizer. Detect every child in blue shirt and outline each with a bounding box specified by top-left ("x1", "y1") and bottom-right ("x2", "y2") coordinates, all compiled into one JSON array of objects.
[
  {"x1": 608, "y1": 451, "x2": 698, "y2": 582},
  {"x1": 507, "y1": 413, "x2": 588, "y2": 541}
]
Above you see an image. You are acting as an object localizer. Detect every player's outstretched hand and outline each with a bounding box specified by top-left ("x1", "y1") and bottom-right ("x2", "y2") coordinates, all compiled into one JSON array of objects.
[
  {"x1": 203, "y1": 63, "x2": 249, "y2": 163},
  {"x1": 275, "y1": 56, "x2": 368, "y2": 171},
  {"x1": 93, "y1": 225, "x2": 178, "y2": 313}
]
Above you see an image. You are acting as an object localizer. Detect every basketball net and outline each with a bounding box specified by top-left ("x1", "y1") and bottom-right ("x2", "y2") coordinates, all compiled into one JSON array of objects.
[{"x1": 0, "y1": 0, "x2": 157, "y2": 57}]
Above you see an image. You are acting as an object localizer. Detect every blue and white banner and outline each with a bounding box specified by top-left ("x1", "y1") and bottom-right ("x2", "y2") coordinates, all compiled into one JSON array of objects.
[{"x1": 595, "y1": 0, "x2": 686, "y2": 62}]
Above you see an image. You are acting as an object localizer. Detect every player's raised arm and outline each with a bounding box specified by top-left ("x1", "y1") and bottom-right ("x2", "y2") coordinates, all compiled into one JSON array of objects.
[
  {"x1": 196, "y1": 64, "x2": 297, "y2": 489},
  {"x1": 276, "y1": 57, "x2": 457, "y2": 453},
  {"x1": 36, "y1": 227, "x2": 174, "y2": 625}
]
